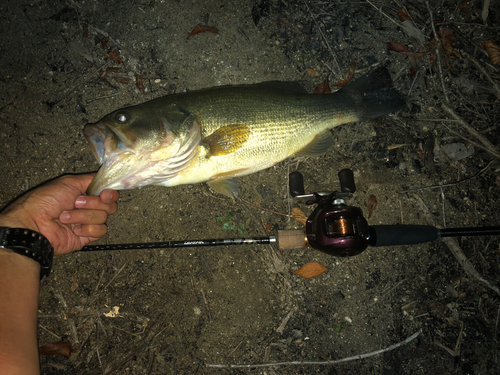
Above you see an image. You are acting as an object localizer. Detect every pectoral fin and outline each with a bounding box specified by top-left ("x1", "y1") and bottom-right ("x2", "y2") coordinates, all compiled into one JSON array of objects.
[
  {"x1": 295, "y1": 131, "x2": 334, "y2": 157},
  {"x1": 204, "y1": 124, "x2": 250, "y2": 156},
  {"x1": 207, "y1": 178, "x2": 239, "y2": 197}
]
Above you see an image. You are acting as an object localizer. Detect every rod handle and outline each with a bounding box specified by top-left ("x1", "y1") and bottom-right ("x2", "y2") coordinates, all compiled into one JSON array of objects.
[
  {"x1": 368, "y1": 225, "x2": 439, "y2": 247},
  {"x1": 277, "y1": 230, "x2": 308, "y2": 249}
]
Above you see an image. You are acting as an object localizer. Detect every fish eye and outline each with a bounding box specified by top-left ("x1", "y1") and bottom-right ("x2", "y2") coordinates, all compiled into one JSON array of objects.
[{"x1": 115, "y1": 112, "x2": 129, "y2": 123}]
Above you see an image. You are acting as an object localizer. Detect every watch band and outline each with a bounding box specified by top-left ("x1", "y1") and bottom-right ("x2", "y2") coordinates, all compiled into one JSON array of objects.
[{"x1": 0, "y1": 227, "x2": 53, "y2": 279}]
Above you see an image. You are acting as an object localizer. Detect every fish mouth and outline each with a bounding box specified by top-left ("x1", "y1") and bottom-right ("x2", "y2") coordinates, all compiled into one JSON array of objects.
[
  {"x1": 84, "y1": 122, "x2": 124, "y2": 164},
  {"x1": 83, "y1": 117, "x2": 202, "y2": 196},
  {"x1": 83, "y1": 122, "x2": 137, "y2": 195}
]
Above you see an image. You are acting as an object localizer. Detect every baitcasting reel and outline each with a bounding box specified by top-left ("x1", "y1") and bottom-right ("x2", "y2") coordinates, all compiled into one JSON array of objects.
[
  {"x1": 288, "y1": 169, "x2": 500, "y2": 257},
  {"x1": 289, "y1": 169, "x2": 369, "y2": 257}
]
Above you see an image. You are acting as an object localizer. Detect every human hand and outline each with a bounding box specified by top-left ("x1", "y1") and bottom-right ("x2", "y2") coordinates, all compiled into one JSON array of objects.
[{"x1": 0, "y1": 174, "x2": 119, "y2": 256}]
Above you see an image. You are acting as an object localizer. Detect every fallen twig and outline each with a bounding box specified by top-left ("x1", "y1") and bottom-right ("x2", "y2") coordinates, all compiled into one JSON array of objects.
[
  {"x1": 425, "y1": 1, "x2": 449, "y2": 102},
  {"x1": 434, "y1": 320, "x2": 464, "y2": 357},
  {"x1": 441, "y1": 103, "x2": 500, "y2": 159},
  {"x1": 276, "y1": 306, "x2": 298, "y2": 334},
  {"x1": 411, "y1": 194, "x2": 500, "y2": 297},
  {"x1": 441, "y1": 237, "x2": 500, "y2": 296},
  {"x1": 400, "y1": 160, "x2": 494, "y2": 193},
  {"x1": 463, "y1": 52, "x2": 500, "y2": 101},
  {"x1": 482, "y1": 0, "x2": 490, "y2": 23},
  {"x1": 206, "y1": 330, "x2": 421, "y2": 368},
  {"x1": 364, "y1": 0, "x2": 400, "y2": 28}
]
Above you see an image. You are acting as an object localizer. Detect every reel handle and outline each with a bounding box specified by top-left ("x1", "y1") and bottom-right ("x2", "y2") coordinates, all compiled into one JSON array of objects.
[
  {"x1": 338, "y1": 169, "x2": 356, "y2": 194},
  {"x1": 289, "y1": 171, "x2": 305, "y2": 197},
  {"x1": 289, "y1": 169, "x2": 356, "y2": 198}
]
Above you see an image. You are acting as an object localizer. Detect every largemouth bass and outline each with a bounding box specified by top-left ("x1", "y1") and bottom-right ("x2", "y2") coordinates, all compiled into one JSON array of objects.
[{"x1": 84, "y1": 67, "x2": 404, "y2": 196}]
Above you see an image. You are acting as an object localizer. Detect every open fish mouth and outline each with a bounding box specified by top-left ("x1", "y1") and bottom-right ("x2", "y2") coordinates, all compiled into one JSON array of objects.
[
  {"x1": 83, "y1": 122, "x2": 137, "y2": 195},
  {"x1": 83, "y1": 116, "x2": 202, "y2": 195},
  {"x1": 83, "y1": 122, "x2": 130, "y2": 165}
]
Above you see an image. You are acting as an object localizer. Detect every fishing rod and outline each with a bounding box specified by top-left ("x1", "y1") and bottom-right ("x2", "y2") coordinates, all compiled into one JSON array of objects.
[{"x1": 81, "y1": 169, "x2": 500, "y2": 255}]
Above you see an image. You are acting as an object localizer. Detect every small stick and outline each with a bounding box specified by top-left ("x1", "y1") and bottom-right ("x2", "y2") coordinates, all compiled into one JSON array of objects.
[
  {"x1": 69, "y1": 319, "x2": 79, "y2": 346},
  {"x1": 39, "y1": 324, "x2": 62, "y2": 340},
  {"x1": 425, "y1": 1, "x2": 449, "y2": 102},
  {"x1": 440, "y1": 121, "x2": 496, "y2": 157},
  {"x1": 90, "y1": 261, "x2": 130, "y2": 305},
  {"x1": 463, "y1": 52, "x2": 500, "y2": 100},
  {"x1": 482, "y1": 0, "x2": 490, "y2": 23},
  {"x1": 276, "y1": 306, "x2": 298, "y2": 334},
  {"x1": 400, "y1": 160, "x2": 494, "y2": 193},
  {"x1": 440, "y1": 188, "x2": 446, "y2": 228},
  {"x1": 364, "y1": 0, "x2": 400, "y2": 27},
  {"x1": 441, "y1": 104, "x2": 500, "y2": 159},
  {"x1": 96, "y1": 312, "x2": 104, "y2": 374},
  {"x1": 206, "y1": 331, "x2": 421, "y2": 368},
  {"x1": 200, "y1": 289, "x2": 212, "y2": 322}
]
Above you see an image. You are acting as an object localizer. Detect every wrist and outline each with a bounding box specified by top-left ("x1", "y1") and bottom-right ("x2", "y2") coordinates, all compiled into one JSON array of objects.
[
  {"x1": 0, "y1": 248, "x2": 41, "y2": 277},
  {"x1": 0, "y1": 211, "x2": 40, "y2": 233},
  {"x1": 0, "y1": 227, "x2": 53, "y2": 279}
]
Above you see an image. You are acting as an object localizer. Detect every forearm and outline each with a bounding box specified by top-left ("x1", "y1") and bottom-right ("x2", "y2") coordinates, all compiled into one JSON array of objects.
[{"x1": 0, "y1": 249, "x2": 41, "y2": 375}]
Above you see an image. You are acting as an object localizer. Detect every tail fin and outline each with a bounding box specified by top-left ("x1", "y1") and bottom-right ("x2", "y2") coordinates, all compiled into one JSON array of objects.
[{"x1": 339, "y1": 67, "x2": 405, "y2": 120}]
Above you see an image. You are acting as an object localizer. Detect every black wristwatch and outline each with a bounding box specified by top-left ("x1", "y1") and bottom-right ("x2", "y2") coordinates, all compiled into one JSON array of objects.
[{"x1": 0, "y1": 227, "x2": 54, "y2": 279}]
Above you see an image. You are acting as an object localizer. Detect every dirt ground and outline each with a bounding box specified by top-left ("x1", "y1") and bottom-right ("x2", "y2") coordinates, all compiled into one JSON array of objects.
[{"x1": 1, "y1": 0, "x2": 500, "y2": 374}]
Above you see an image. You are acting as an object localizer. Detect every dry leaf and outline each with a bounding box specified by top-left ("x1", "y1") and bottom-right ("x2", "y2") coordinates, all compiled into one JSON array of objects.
[
  {"x1": 437, "y1": 27, "x2": 457, "y2": 56},
  {"x1": 135, "y1": 73, "x2": 145, "y2": 92},
  {"x1": 295, "y1": 262, "x2": 327, "y2": 279},
  {"x1": 387, "y1": 42, "x2": 411, "y2": 53},
  {"x1": 114, "y1": 76, "x2": 131, "y2": 84},
  {"x1": 428, "y1": 27, "x2": 459, "y2": 61},
  {"x1": 71, "y1": 274, "x2": 78, "y2": 292},
  {"x1": 365, "y1": 195, "x2": 377, "y2": 219},
  {"x1": 291, "y1": 207, "x2": 307, "y2": 226},
  {"x1": 397, "y1": 8, "x2": 411, "y2": 22},
  {"x1": 99, "y1": 67, "x2": 121, "y2": 80},
  {"x1": 313, "y1": 77, "x2": 331, "y2": 94},
  {"x1": 458, "y1": 0, "x2": 471, "y2": 16},
  {"x1": 333, "y1": 61, "x2": 356, "y2": 87},
  {"x1": 480, "y1": 40, "x2": 500, "y2": 65},
  {"x1": 39, "y1": 341, "x2": 73, "y2": 357},
  {"x1": 101, "y1": 35, "x2": 110, "y2": 49},
  {"x1": 306, "y1": 68, "x2": 321, "y2": 77},
  {"x1": 106, "y1": 50, "x2": 123, "y2": 64},
  {"x1": 187, "y1": 25, "x2": 219, "y2": 38}
]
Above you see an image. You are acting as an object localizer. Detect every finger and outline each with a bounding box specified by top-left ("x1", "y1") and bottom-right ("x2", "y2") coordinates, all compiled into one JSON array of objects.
[
  {"x1": 59, "y1": 209, "x2": 108, "y2": 225},
  {"x1": 57, "y1": 173, "x2": 96, "y2": 195},
  {"x1": 74, "y1": 195, "x2": 118, "y2": 215},
  {"x1": 100, "y1": 189, "x2": 120, "y2": 204},
  {"x1": 73, "y1": 223, "x2": 108, "y2": 238}
]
